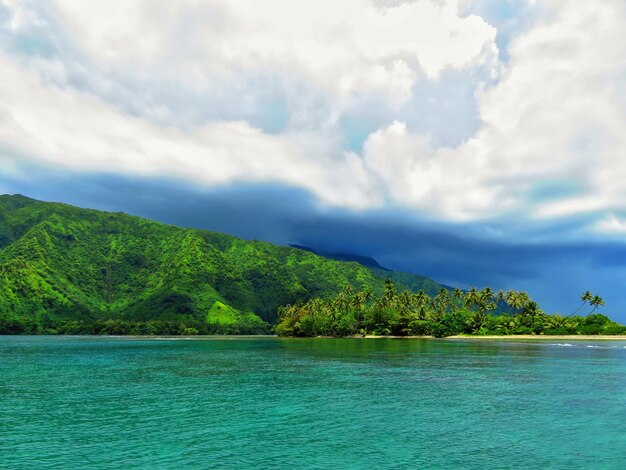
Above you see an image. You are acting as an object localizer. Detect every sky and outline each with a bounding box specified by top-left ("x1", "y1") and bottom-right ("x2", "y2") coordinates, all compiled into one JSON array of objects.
[{"x1": 1, "y1": 0, "x2": 625, "y2": 320}]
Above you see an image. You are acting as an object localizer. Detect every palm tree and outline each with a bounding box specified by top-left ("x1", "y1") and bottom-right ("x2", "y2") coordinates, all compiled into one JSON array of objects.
[
  {"x1": 382, "y1": 279, "x2": 397, "y2": 307},
  {"x1": 464, "y1": 287, "x2": 480, "y2": 311},
  {"x1": 495, "y1": 289, "x2": 507, "y2": 314},
  {"x1": 588, "y1": 295, "x2": 605, "y2": 315},
  {"x1": 398, "y1": 290, "x2": 414, "y2": 316},
  {"x1": 333, "y1": 292, "x2": 346, "y2": 316},
  {"x1": 392, "y1": 290, "x2": 415, "y2": 335},
  {"x1": 453, "y1": 287, "x2": 464, "y2": 308},
  {"x1": 545, "y1": 314, "x2": 573, "y2": 332},
  {"x1": 308, "y1": 298, "x2": 326, "y2": 336},
  {"x1": 504, "y1": 290, "x2": 517, "y2": 313},
  {"x1": 351, "y1": 292, "x2": 368, "y2": 330},
  {"x1": 414, "y1": 290, "x2": 430, "y2": 320},
  {"x1": 522, "y1": 300, "x2": 542, "y2": 327},
  {"x1": 351, "y1": 292, "x2": 365, "y2": 311},
  {"x1": 571, "y1": 291, "x2": 593, "y2": 316},
  {"x1": 468, "y1": 311, "x2": 487, "y2": 333},
  {"x1": 505, "y1": 290, "x2": 529, "y2": 315},
  {"x1": 342, "y1": 285, "x2": 354, "y2": 297},
  {"x1": 434, "y1": 288, "x2": 451, "y2": 316},
  {"x1": 479, "y1": 287, "x2": 496, "y2": 313}
]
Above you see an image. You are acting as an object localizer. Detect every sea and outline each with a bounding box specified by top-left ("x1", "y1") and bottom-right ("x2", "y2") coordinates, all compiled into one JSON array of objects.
[{"x1": 1, "y1": 336, "x2": 625, "y2": 469}]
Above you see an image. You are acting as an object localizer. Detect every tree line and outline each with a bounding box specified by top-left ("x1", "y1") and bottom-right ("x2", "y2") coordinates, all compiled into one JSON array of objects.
[
  {"x1": 0, "y1": 317, "x2": 271, "y2": 336},
  {"x1": 275, "y1": 281, "x2": 624, "y2": 337},
  {"x1": 1, "y1": 282, "x2": 620, "y2": 337}
]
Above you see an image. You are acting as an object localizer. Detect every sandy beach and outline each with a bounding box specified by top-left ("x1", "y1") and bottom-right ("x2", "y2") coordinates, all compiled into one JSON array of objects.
[
  {"x1": 347, "y1": 335, "x2": 626, "y2": 340},
  {"x1": 446, "y1": 335, "x2": 626, "y2": 340},
  {"x1": 113, "y1": 334, "x2": 626, "y2": 340}
]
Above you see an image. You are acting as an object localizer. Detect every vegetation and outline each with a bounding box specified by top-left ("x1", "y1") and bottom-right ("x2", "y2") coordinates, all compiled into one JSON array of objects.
[
  {"x1": 3, "y1": 195, "x2": 621, "y2": 338},
  {"x1": 0, "y1": 194, "x2": 447, "y2": 335},
  {"x1": 275, "y1": 282, "x2": 625, "y2": 337},
  {"x1": 0, "y1": 316, "x2": 269, "y2": 335}
]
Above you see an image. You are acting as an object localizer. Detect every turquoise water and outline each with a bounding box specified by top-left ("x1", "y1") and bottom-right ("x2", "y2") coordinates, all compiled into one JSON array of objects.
[{"x1": 1, "y1": 337, "x2": 626, "y2": 469}]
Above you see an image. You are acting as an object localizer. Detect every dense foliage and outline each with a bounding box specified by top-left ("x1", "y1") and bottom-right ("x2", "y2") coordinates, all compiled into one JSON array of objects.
[
  {"x1": 275, "y1": 281, "x2": 625, "y2": 337},
  {"x1": 0, "y1": 316, "x2": 270, "y2": 335},
  {"x1": 0, "y1": 195, "x2": 446, "y2": 334}
]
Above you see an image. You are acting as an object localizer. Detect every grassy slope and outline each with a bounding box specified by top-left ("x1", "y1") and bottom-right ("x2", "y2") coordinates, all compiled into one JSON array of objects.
[{"x1": 0, "y1": 195, "x2": 447, "y2": 327}]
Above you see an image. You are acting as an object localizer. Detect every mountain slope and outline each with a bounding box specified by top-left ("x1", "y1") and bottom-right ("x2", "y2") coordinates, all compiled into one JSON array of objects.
[
  {"x1": 0, "y1": 195, "x2": 449, "y2": 331},
  {"x1": 289, "y1": 244, "x2": 448, "y2": 295},
  {"x1": 288, "y1": 244, "x2": 390, "y2": 270}
]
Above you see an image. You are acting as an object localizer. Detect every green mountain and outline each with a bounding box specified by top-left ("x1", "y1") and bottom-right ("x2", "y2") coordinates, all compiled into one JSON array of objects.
[
  {"x1": 288, "y1": 244, "x2": 390, "y2": 270},
  {"x1": 288, "y1": 245, "x2": 448, "y2": 292},
  {"x1": 0, "y1": 194, "x2": 448, "y2": 333}
]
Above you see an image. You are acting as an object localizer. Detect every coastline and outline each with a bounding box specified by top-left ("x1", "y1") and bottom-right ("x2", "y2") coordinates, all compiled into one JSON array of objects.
[
  {"x1": 341, "y1": 334, "x2": 626, "y2": 340},
  {"x1": 130, "y1": 334, "x2": 626, "y2": 340},
  {"x1": 5, "y1": 334, "x2": 626, "y2": 341},
  {"x1": 445, "y1": 334, "x2": 626, "y2": 341}
]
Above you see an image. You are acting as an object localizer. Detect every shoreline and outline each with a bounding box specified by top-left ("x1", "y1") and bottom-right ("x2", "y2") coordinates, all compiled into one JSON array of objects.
[
  {"x1": 5, "y1": 334, "x2": 626, "y2": 341},
  {"x1": 355, "y1": 334, "x2": 626, "y2": 340},
  {"x1": 445, "y1": 334, "x2": 626, "y2": 340},
  {"x1": 334, "y1": 334, "x2": 626, "y2": 341}
]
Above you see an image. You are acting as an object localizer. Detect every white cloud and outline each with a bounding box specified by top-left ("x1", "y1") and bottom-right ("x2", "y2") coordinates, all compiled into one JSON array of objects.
[
  {"x1": 595, "y1": 215, "x2": 626, "y2": 235},
  {"x1": 1, "y1": 0, "x2": 44, "y2": 31},
  {"x1": 356, "y1": 0, "x2": 626, "y2": 220},
  {"x1": 359, "y1": 121, "x2": 512, "y2": 220},
  {"x1": 47, "y1": 0, "x2": 496, "y2": 108},
  {"x1": 0, "y1": 54, "x2": 378, "y2": 208},
  {"x1": 1, "y1": 0, "x2": 625, "y2": 229},
  {"x1": 471, "y1": 0, "x2": 626, "y2": 219}
]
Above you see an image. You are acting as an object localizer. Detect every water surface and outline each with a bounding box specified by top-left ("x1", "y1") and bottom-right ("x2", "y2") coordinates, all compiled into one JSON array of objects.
[{"x1": 1, "y1": 336, "x2": 625, "y2": 469}]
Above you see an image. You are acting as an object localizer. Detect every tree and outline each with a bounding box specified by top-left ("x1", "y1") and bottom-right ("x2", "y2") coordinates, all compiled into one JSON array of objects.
[
  {"x1": 397, "y1": 290, "x2": 414, "y2": 316},
  {"x1": 464, "y1": 287, "x2": 480, "y2": 311},
  {"x1": 521, "y1": 300, "x2": 543, "y2": 332},
  {"x1": 433, "y1": 288, "x2": 451, "y2": 317},
  {"x1": 382, "y1": 279, "x2": 397, "y2": 307},
  {"x1": 392, "y1": 290, "x2": 417, "y2": 336},
  {"x1": 468, "y1": 311, "x2": 487, "y2": 333},
  {"x1": 545, "y1": 314, "x2": 576, "y2": 334},
  {"x1": 571, "y1": 291, "x2": 593, "y2": 316},
  {"x1": 273, "y1": 284, "x2": 621, "y2": 338},
  {"x1": 588, "y1": 295, "x2": 605, "y2": 315},
  {"x1": 478, "y1": 287, "x2": 496, "y2": 314},
  {"x1": 453, "y1": 287, "x2": 464, "y2": 307},
  {"x1": 414, "y1": 290, "x2": 430, "y2": 320},
  {"x1": 505, "y1": 290, "x2": 529, "y2": 315}
]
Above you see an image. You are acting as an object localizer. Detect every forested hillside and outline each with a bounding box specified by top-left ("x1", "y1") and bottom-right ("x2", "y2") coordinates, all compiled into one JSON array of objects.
[{"x1": 0, "y1": 195, "x2": 447, "y2": 334}]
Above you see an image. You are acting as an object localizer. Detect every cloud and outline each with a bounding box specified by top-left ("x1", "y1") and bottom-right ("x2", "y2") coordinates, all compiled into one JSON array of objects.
[
  {"x1": 0, "y1": 0, "x2": 497, "y2": 132},
  {"x1": 595, "y1": 215, "x2": 626, "y2": 235},
  {"x1": 474, "y1": 0, "x2": 626, "y2": 221},
  {"x1": 1, "y1": 0, "x2": 44, "y2": 31},
  {"x1": 0, "y1": 53, "x2": 382, "y2": 209},
  {"x1": 353, "y1": 0, "x2": 626, "y2": 221},
  {"x1": 0, "y1": 0, "x2": 625, "y2": 233},
  {"x1": 48, "y1": 0, "x2": 496, "y2": 102},
  {"x1": 0, "y1": 0, "x2": 498, "y2": 128}
]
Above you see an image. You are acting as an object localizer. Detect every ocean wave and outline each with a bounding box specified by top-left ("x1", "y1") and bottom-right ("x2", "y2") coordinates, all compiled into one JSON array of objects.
[{"x1": 551, "y1": 343, "x2": 626, "y2": 350}]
